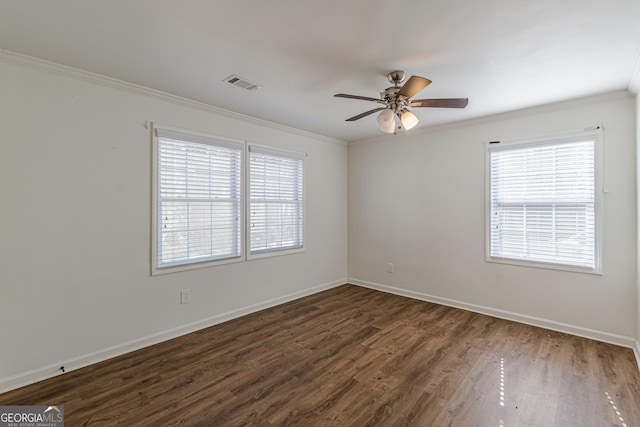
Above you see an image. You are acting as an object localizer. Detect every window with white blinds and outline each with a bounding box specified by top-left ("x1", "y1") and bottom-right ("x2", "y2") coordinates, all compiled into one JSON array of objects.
[
  {"x1": 249, "y1": 146, "x2": 304, "y2": 256},
  {"x1": 154, "y1": 128, "x2": 243, "y2": 271},
  {"x1": 487, "y1": 131, "x2": 601, "y2": 272}
]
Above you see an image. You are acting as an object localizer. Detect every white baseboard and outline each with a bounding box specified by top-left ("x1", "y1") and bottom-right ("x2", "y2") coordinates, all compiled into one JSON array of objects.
[
  {"x1": 0, "y1": 279, "x2": 346, "y2": 394},
  {"x1": 3, "y1": 278, "x2": 635, "y2": 394},
  {"x1": 349, "y1": 278, "x2": 637, "y2": 350}
]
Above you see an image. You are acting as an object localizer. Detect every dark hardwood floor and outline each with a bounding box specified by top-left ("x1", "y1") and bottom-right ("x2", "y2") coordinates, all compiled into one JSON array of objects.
[{"x1": 1, "y1": 284, "x2": 639, "y2": 426}]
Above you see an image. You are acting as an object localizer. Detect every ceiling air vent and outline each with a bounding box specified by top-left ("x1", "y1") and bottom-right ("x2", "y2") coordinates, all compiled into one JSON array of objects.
[{"x1": 223, "y1": 75, "x2": 262, "y2": 91}]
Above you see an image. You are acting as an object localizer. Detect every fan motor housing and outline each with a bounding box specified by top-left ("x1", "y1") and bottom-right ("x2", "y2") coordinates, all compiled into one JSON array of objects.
[
  {"x1": 380, "y1": 87, "x2": 398, "y2": 100},
  {"x1": 380, "y1": 87, "x2": 407, "y2": 111}
]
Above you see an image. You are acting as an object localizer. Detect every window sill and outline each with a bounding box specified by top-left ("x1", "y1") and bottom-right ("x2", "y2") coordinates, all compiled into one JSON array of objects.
[
  {"x1": 151, "y1": 255, "x2": 245, "y2": 276},
  {"x1": 247, "y1": 247, "x2": 306, "y2": 261},
  {"x1": 486, "y1": 256, "x2": 602, "y2": 275}
]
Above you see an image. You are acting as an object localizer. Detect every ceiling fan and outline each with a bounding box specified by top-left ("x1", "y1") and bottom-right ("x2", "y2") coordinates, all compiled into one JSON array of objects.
[{"x1": 335, "y1": 70, "x2": 468, "y2": 133}]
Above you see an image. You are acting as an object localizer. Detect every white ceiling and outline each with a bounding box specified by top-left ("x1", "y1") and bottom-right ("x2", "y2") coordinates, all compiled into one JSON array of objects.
[{"x1": 1, "y1": 0, "x2": 639, "y2": 142}]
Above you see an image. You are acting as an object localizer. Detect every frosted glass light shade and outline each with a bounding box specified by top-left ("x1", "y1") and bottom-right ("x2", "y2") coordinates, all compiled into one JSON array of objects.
[
  {"x1": 400, "y1": 110, "x2": 419, "y2": 130},
  {"x1": 377, "y1": 109, "x2": 396, "y2": 133}
]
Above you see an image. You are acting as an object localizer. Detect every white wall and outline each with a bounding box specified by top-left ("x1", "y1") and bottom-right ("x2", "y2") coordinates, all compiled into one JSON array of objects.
[
  {"x1": 636, "y1": 92, "x2": 640, "y2": 359},
  {"x1": 0, "y1": 50, "x2": 636, "y2": 392},
  {"x1": 0, "y1": 56, "x2": 348, "y2": 391},
  {"x1": 349, "y1": 91, "x2": 637, "y2": 345}
]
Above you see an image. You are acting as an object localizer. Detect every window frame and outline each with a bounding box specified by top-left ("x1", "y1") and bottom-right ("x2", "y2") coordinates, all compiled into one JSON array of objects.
[
  {"x1": 485, "y1": 129, "x2": 603, "y2": 274},
  {"x1": 151, "y1": 125, "x2": 246, "y2": 275},
  {"x1": 246, "y1": 144, "x2": 306, "y2": 260}
]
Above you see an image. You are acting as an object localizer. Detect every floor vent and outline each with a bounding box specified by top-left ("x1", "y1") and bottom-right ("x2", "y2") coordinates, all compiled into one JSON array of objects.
[{"x1": 223, "y1": 75, "x2": 262, "y2": 91}]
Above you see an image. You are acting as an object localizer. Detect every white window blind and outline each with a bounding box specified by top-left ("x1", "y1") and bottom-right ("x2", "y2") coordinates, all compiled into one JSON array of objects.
[
  {"x1": 249, "y1": 146, "x2": 304, "y2": 255},
  {"x1": 155, "y1": 128, "x2": 243, "y2": 269},
  {"x1": 488, "y1": 133, "x2": 599, "y2": 271}
]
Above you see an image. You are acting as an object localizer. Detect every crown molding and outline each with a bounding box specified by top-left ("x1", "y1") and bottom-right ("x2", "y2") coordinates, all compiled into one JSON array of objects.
[
  {"x1": 628, "y1": 51, "x2": 640, "y2": 94},
  {"x1": 349, "y1": 89, "x2": 633, "y2": 146},
  {"x1": 0, "y1": 49, "x2": 347, "y2": 147}
]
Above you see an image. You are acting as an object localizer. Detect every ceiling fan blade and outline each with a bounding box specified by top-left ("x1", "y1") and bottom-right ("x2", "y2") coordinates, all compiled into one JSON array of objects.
[
  {"x1": 346, "y1": 107, "x2": 387, "y2": 121},
  {"x1": 397, "y1": 76, "x2": 432, "y2": 99},
  {"x1": 409, "y1": 98, "x2": 469, "y2": 108},
  {"x1": 335, "y1": 93, "x2": 384, "y2": 103}
]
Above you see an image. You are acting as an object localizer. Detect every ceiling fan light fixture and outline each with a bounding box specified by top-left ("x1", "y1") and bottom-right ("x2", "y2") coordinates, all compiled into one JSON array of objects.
[
  {"x1": 400, "y1": 110, "x2": 419, "y2": 130},
  {"x1": 381, "y1": 121, "x2": 396, "y2": 133},
  {"x1": 334, "y1": 71, "x2": 468, "y2": 135},
  {"x1": 377, "y1": 109, "x2": 396, "y2": 133}
]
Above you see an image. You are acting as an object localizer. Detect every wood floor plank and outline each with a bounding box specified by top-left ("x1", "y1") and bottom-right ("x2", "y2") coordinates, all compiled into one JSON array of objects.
[{"x1": 1, "y1": 284, "x2": 639, "y2": 426}]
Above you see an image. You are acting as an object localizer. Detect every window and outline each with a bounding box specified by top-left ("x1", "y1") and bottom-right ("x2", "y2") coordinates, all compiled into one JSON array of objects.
[
  {"x1": 151, "y1": 126, "x2": 306, "y2": 274},
  {"x1": 153, "y1": 128, "x2": 243, "y2": 273},
  {"x1": 486, "y1": 130, "x2": 601, "y2": 273},
  {"x1": 249, "y1": 146, "x2": 305, "y2": 256}
]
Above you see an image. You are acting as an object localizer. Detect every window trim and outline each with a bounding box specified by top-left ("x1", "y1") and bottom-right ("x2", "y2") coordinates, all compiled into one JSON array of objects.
[
  {"x1": 246, "y1": 143, "x2": 306, "y2": 260},
  {"x1": 485, "y1": 128, "x2": 603, "y2": 274},
  {"x1": 150, "y1": 125, "x2": 308, "y2": 275},
  {"x1": 151, "y1": 124, "x2": 246, "y2": 276}
]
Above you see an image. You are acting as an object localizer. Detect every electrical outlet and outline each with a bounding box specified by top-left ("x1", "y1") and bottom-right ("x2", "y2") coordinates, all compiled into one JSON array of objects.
[
  {"x1": 181, "y1": 289, "x2": 191, "y2": 304},
  {"x1": 387, "y1": 262, "x2": 394, "y2": 273}
]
